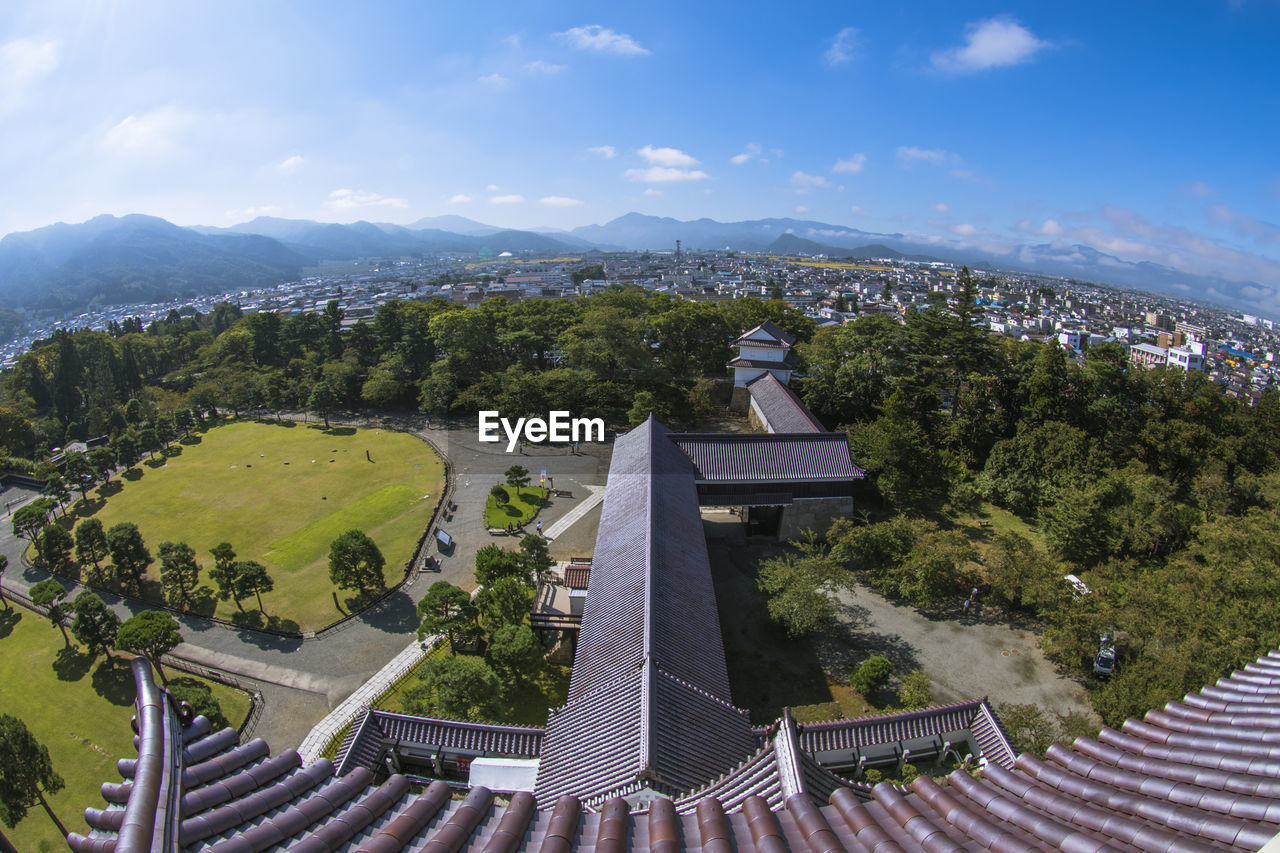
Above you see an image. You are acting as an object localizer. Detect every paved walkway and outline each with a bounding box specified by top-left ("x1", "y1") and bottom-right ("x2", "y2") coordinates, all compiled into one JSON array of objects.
[
  {"x1": 543, "y1": 485, "x2": 605, "y2": 541},
  {"x1": 0, "y1": 413, "x2": 611, "y2": 754}
]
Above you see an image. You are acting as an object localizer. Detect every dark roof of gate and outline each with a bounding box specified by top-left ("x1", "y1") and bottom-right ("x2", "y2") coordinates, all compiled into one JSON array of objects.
[
  {"x1": 670, "y1": 432, "x2": 865, "y2": 482},
  {"x1": 745, "y1": 372, "x2": 825, "y2": 433}
]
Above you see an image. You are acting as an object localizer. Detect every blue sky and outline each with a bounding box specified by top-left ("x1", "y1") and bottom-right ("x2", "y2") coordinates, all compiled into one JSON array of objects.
[{"x1": 2, "y1": 0, "x2": 1278, "y2": 288}]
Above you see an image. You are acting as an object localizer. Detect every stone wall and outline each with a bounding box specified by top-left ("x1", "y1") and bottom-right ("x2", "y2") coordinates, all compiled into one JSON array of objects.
[{"x1": 778, "y1": 496, "x2": 853, "y2": 540}]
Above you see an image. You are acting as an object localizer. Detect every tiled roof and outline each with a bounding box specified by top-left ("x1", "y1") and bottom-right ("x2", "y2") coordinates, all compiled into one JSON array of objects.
[
  {"x1": 334, "y1": 709, "x2": 545, "y2": 775},
  {"x1": 745, "y1": 372, "x2": 825, "y2": 433},
  {"x1": 732, "y1": 320, "x2": 796, "y2": 347},
  {"x1": 670, "y1": 432, "x2": 866, "y2": 482},
  {"x1": 534, "y1": 417, "x2": 754, "y2": 805},
  {"x1": 82, "y1": 651, "x2": 1280, "y2": 851},
  {"x1": 796, "y1": 699, "x2": 1009, "y2": 760},
  {"x1": 563, "y1": 565, "x2": 590, "y2": 589}
]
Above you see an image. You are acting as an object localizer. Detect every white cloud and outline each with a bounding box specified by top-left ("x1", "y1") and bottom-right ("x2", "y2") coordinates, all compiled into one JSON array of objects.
[
  {"x1": 540, "y1": 196, "x2": 583, "y2": 207},
  {"x1": 225, "y1": 205, "x2": 280, "y2": 220},
  {"x1": 932, "y1": 16, "x2": 1049, "y2": 73},
  {"x1": 638, "y1": 145, "x2": 699, "y2": 167},
  {"x1": 102, "y1": 108, "x2": 192, "y2": 155},
  {"x1": 730, "y1": 142, "x2": 763, "y2": 165},
  {"x1": 932, "y1": 202, "x2": 949, "y2": 213},
  {"x1": 1037, "y1": 219, "x2": 1063, "y2": 236},
  {"x1": 486, "y1": 184, "x2": 500, "y2": 191},
  {"x1": 555, "y1": 25, "x2": 650, "y2": 56},
  {"x1": 1206, "y1": 204, "x2": 1280, "y2": 244},
  {"x1": 896, "y1": 146, "x2": 955, "y2": 166},
  {"x1": 588, "y1": 145, "x2": 617, "y2": 159},
  {"x1": 643, "y1": 188, "x2": 663, "y2": 197},
  {"x1": 951, "y1": 223, "x2": 978, "y2": 236},
  {"x1": 795, "y1": 205, "x2": 810, "y2": 215},
  {"x1": 624, "y1": 166, "x2": 709, "y2": 183},
  {"x1": 477, "y1": 73, "x2": 508, "y2": 87},
  {"x1": 490, "y1": 194, "x2": 525, "y2": 204},
  {"x1": 832, "y1": 153, "x2": 866, "y2": 174},
  {"x1": 1184, "y1": 180, "x2": 1216, "y2": 198},
  {"x1": 790, "y1": 171, "x2": 832, "y2": 192},
  {"x1": 849, "y1": 205, "x2": 868, "y2": 216},
  {"x1": 326, "y1": 188, "x2": 409, "y2": 210},
  {"x1": 524, "y1": 60, "x2": 566, "y2": 74},
  {"x1": 448, "y1": 194, "x2": 472, "y2": 204},
  {"x1": 276, "y1": 155, "x2": 304, "y2": 174},
  {"x1": 824, "y1": 27, "x2": 861, "y2": 66}
]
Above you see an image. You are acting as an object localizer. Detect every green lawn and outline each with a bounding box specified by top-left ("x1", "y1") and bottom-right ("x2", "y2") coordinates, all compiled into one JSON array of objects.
[
  {"x1": 0, "y1": 607, "x2": 249, "y2": 853},
  {"x1": 482, "y1": 485, "x2": 548, "y2": 530},
  {"x1": 60, "y1": 419, "x2": 445, "y2": 631}
]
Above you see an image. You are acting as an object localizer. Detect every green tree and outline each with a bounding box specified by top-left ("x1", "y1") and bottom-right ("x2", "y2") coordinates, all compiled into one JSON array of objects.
[
  {"x1": 113, "y1": 433, "x2": 138, "y2": 469},
  {"x1": 417, "y1": 581, "x2": 477, "y2": 654},
  {"x1": 138, "y1": 426, "x2": 161, "y2": 460},
  {"x1": 308, "y1": 381, "x2": 338, "y2": 429},
  {"x1": 89, "y1": 447, "x2": 116, "y2": 482},
  {"x1": 504, "y1": 464, "x2": 531, "y2": 498},
  {"x1": 75, "y1": 518, "x2": 109, "y2": 582},
  {"x1": 234, "y1": 561, "x2": 274, "y2": 612},
  {"x1": 12, "y1": 502, "x2": 52, "y2": 543},
  {"x1": 402, "y1": 656, "x2": 501, "y2": 721},
  {"x1": 29, "y1": 579, "x2": 71, "y2": 647},
  {"x1": 70, "y1": 591, "x2": 119, "y2": 659},
  {"x1": 116, "y1": 611, "x2": 182, "y2": 685},
  {"x1": 167, "y1": 678, "x2": 230, "y2": 730},
  {"x1": 106, "y1": 522, "x2": 151, "y2": 592},
  {"x1": 207, "y1": 542, "x2": 241, "y2": 609},
  {"x1": 35, "y1": 524, "x2": 73, "y2": 573},
  {"x1": 44, "y1": 473, "x2": 70, "y2": 516},
  {"x1": 0, "y1": 715, "x2": 67, "y2": 836},
  {"x1": 327, "y1": 529, "x2": 386, "y2": 596},
  {"x1": 486, "y1": 622, "x2": 544, "y2": 682},
  {"x1": 851, "y1": 655, "x2": 893, "y2": 695},
  {"x1": 64, "y1": 450, "x2": 94, "y2": 502},
  {"x1": 985, "y1": 532, "x2": 1062, "y2": 613},
  {"x1": 474, "y1": 544, "x2": 531, "y2": 588},
  {"x1": 476, "y1": 576, "x2": 534, "y2": 630},
  {"x1": 897, "y1": 670, "x2": 932, "y2": 710},
  {"x1": 518, "y1": 535, "x2": 553, "y2": 585},
  {"x1": 757, "y1": 547, "x2": 849, "y2": 638},
  {"x1": 157, "y1": 541, "x2": 200, "y2": 608}
]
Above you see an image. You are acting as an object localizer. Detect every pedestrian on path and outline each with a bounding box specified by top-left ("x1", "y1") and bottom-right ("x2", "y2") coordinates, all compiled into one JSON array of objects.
[{"x1": 536, "y1": 521, "x2": 542, "y2": 535}]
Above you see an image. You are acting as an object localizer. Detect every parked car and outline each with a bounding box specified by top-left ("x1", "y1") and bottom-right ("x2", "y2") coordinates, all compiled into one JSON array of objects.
[{"x1": 1094, "y1": 635, "x2": 1117, "y2": 678}]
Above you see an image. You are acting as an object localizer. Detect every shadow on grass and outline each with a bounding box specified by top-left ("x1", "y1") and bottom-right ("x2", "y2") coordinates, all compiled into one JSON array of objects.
[
  {"x1": 143, "y1": 457, "x2": 166, "y2": 469},
  {"x1": 229, "y1": 609, "x2": 302, "y2": 635},
  {"x1": 53, "y1": 646, "x2": 94, "y2": 682},
  {"x1": 121, "y1": 468, "x2": 143, "y2": 482},
  {"x1": 325, "y1": 426, "x2": 357, "y2": 436},
  {"x1": 69, "y1": 496, "x2": 106, "y2": 518},
  {"x1": 0, "y1": 607, "x2": 21, "y2": 640},
  {"x1": 185, "y1": 587, "x2": 218, "y2": 618},
  {"x1": 180, "y1": 434, "x2": 203, "y2": 446},
  {"x1": 162, "y1": 445, "x2": 184, "y2": 458},
  {"x1": 92, "y1": 656, "x2": 135, "y2": 705},
  {"x1": 97, "y1": 480, "x2": 124, "y2": 499}
]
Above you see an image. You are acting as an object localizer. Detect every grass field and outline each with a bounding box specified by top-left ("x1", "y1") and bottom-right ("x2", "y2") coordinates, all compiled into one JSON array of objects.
[
  {"x1": 63, "y1": 419, "x2": 445, "y2": 631},
  {"x1": 0, "y1": 608, "x2": 249, "y2": 853},
  {"x1": 482, "y1": 485, "x2": 547, "y2": 529}
]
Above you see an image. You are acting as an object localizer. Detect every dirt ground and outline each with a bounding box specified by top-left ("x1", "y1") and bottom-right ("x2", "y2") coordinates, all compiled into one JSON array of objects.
[{"x1": 704, "y1": 514, "x2": 1094, "y2": 724}]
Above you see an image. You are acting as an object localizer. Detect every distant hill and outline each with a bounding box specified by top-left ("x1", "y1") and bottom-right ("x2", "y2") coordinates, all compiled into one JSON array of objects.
[
  {"x1": 764, "y1": 234, "x2": 942, "y2": 262},
  {"x1": 0, "y1": 214, "x2": 307, "y2": 311}
]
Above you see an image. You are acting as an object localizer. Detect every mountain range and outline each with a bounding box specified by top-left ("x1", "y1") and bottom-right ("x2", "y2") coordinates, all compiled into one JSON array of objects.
[{"x1": 0, "y1": 211, "x2": 1270, "y2": 317}]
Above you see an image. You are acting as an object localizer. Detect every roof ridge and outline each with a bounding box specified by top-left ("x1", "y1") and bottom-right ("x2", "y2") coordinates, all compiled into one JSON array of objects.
[
  {"x1": 652, "y1": 667, "x2": 751, "y2": 716},
  {"x1": 367, "y1": 708, "x2": 546, "y2": 733},
  {"x1": 798, "y1": 698, "x2": 986, "y2": 730}
]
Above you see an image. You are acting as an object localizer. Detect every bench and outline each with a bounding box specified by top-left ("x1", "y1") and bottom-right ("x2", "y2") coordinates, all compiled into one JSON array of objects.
[
  {"x1": 487, "y1": 528, "x2": 512, "y2": 536},
  {"x1": 552, "y1": 489, "x2": 573, "y2": 498}
]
